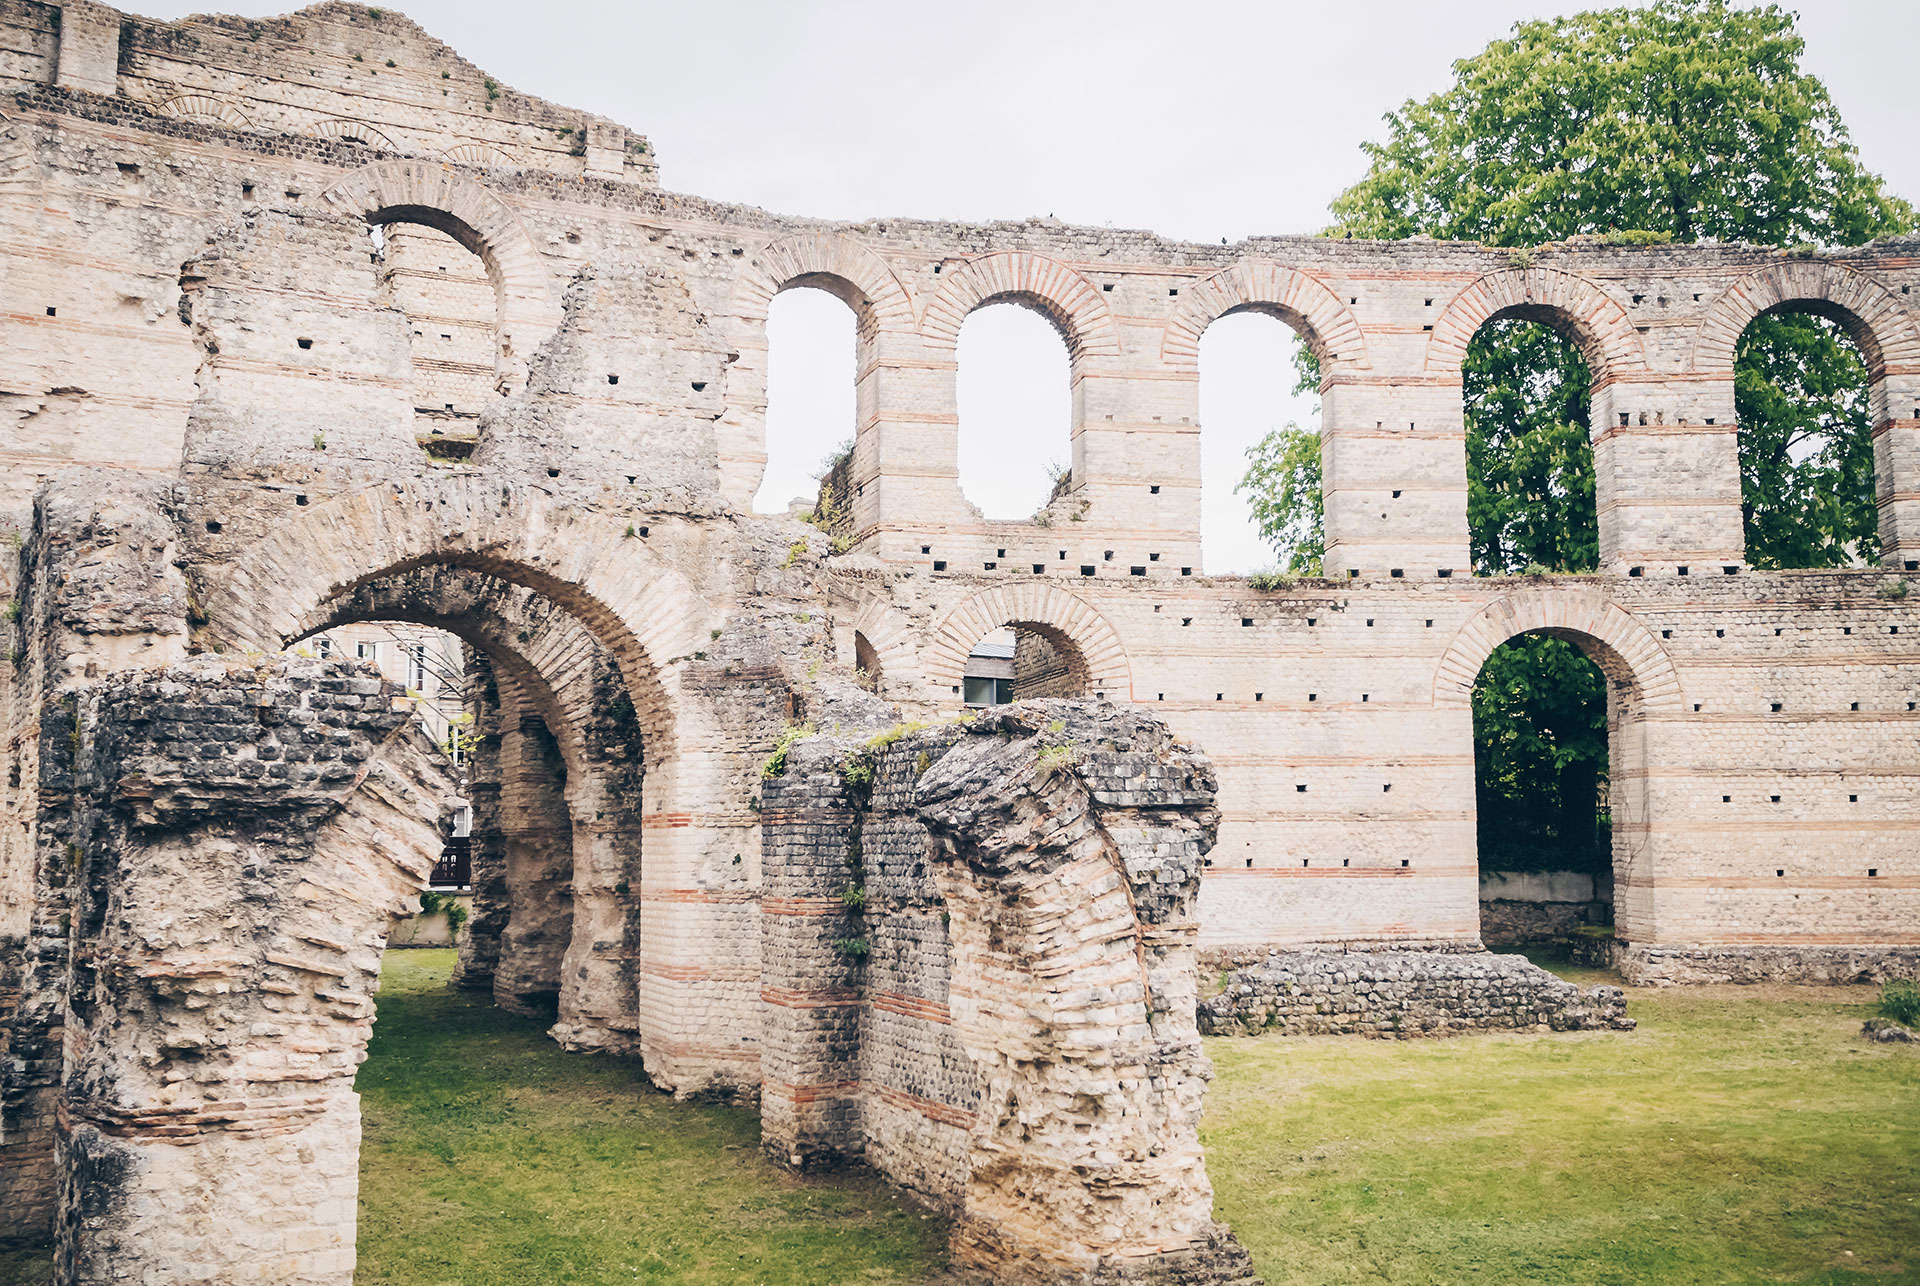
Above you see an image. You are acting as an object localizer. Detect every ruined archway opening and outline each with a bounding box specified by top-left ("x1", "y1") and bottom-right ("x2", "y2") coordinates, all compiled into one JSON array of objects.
[
  {"x1": 1471, "y1": 630, "x2": 1618, "y2": 950},
  {"x1": 852, "y1": 629, "x2": 882, "y2": 693},
  {"x1": 1465, "y1": 314, "x2": 1599, "y2": 578},
  {"x1": 753, "y1": 284, "x2": 857, "y2": 515},
  {"x1": 306, "y1": 620, "x2": 476, "y2": 919},
  {"x1": 489, "y1": 704, "x2": 574, "y2": 1019},
  {"x1": 1735, "y1": 305, "x2": 1879, "y2": 569},
  {"x1": 957, "y1": 301, "x2": 1072, "y2": 520},
  {"x1": 288, "y1": 554, "x2": 678, "y2": 762},
  {"x1": 962, "y1": 624, "x2": 1091, "y2": 706},
  {"x1": 289, "y1": 574, "x2": 650, "y2": 1034},
  {"x1": 369, "y1": 219, "x2": 500, "y2": 461},
  {"x1": 1201, "y1": 307, "x2": 1324, "y2": 575}
]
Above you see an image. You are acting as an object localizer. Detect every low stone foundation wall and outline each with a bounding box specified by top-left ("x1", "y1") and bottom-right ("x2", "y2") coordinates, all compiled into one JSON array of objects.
[
  {"x1": 1477, "y1": 870, "x2": 1612, "y2": 947},
  {"x1": 1200, "y1": 951, "x2": 1633, "y2": 1038},
  {"x1": 1619, "y1": 944, "x2": 1920, "y2": 986},
  {"x1": 1566, "y1": 930, "x2": 1620, "y2": 971},
  {"x1": 1480, "y1": 899, "x2": 1591, "y2": 945},
  {"x1": 1201, "y1": 940, "x2": 1481, "y2": 970}
]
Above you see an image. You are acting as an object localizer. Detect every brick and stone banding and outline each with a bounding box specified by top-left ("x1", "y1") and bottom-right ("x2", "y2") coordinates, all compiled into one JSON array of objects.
[{"x1": 1, "y1": 2, "x2": 1917, "y2": 1281}]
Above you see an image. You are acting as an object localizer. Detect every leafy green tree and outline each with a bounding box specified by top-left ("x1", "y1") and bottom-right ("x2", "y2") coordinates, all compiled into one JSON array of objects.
[
  {"x1": 1464, "y1": 321, "x2": 1597, "y2": 576},
  {"x1": 1241, "y1": 0, "x2": 1912, "y2": 875},
  {"x1": 1237, "y1": 423, "x2": 1323, "y2": 574},
  {"x1": 1735, "y1": 314, "x2": 1880, "y2": 568}
]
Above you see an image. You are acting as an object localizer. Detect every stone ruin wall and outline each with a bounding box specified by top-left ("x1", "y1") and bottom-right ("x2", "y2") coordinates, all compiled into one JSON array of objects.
[
  {"x1": 36, "y1": 644, "x2": 456, "y2": 1283},
  {"x1": 1198, "y1": 951, "x2": 1633, "y2": 1039},
  {"x1": 0, "y1": 0, "x2": 1914, "y2": 990},
  {"x1": 0, "y1": 1, "x2": 1915, "y2": 1280},
  {"x1": 760, "y1": 702, "x2": 1256, "y2": 1284}
]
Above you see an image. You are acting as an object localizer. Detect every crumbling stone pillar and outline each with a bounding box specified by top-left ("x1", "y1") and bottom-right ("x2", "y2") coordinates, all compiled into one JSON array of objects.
[
  {"x1": 452, "y1": 647, "x2": 507, "y2": 990},
  {"x1": 916, "y1": 705, "x2": 1257, "y2": 1285},
  {"x1": 51, "y1": 656, "x2": 455, "y2": 1286},
  {"x1": 550, "y1": 654, "x2": 648, "y2": 1056},
  {"x1": 0, "y1": 471, "x2": 192, "y2": 1242},
  {"x1": 758, "y1": 741, "x2": 868, "y2": 1164},
  {"x1": 492, "y1": 711, "x2": 574, "y2": 1017},
  {"x1": 759, "y1": 704, "x2": 1259, "y2": 1282}
]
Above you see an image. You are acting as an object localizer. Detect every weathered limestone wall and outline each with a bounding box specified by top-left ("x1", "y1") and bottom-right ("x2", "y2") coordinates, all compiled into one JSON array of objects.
[
  {"x1": 762, "y1": 703, "x2": 1257, "y2": 1285},
  {"x1": 1198, "y1": 952, "x2": 1632, "y2": 1038},
  {"x1": 49, "y1": 655, "x2": 456, "y2": 1283},
  {"x1": 0, "y1": 0, "x2": 1911, "y2": 1277},
  {"x1": 0, "y1": 1, "x2": 1914, "y2": 992},
  {"x1": 0, "y1": 470, "x2": 192, "y2": 1240}
]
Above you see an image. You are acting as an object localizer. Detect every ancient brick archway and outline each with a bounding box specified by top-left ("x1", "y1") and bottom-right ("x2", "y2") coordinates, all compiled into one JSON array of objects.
[
  {"x1": 718, "y1": 232, "x2": 919, "y2": 507},
  {"x1": 1417, "y1": 266, "x2": 1659, "y2": 578},
  {"x1": 1433, "y1": 585, "x2": 1686, "y2": 949},
  {"x1": 1691, "y1": 260, "x2": 1920, "y2": 567},
  {"x1": 919, "y1": 250, "x2": 1123, "y2": 361},
  {"x1": 200, "y1": 479, "x2": 694, "y2": 753},
  {"x1": 320, "y1": 160, "x2": 564, "y2": 388},
  {"x1": 1426, "y1": 266, "x2": 1650, "y2": 385},
  {"x1": 191, "y1": 482, "x2": 777, "y2": 1089},
  {"x1": 923, "y1": 583, "x2": 1133, "y2": 701},
  {"x1": 1161, "y1": 256, "x2": 1372, "y2": 371},
  {"x1": 302, "y1": 565, "x2": 648, "y2": 1034},
  {"x1": 1433, "y1": 586, "x2": 1685, "y2": 712}
]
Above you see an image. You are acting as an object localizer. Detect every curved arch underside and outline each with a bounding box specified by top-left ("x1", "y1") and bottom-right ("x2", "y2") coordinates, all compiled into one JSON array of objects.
[{"x1": 1433, "y1": 586, "x2": 1685, "y2": 712}]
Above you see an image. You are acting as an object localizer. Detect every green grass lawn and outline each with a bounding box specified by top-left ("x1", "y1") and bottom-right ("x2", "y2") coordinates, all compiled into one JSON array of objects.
[
  {"x1": 355, "y1": 949, "x2": 948, "y2": 1285},
  {"x1": 1203, "y1": 959, "x2": 1920, "y2": 1285},
  {"x1": 5, "y1": 950, "x2": 1914, "y2": 1285}
]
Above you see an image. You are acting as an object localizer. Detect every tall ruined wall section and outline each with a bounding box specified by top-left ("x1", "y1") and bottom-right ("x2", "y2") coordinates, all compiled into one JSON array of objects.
[
  {"x1": 0, "y1": 0, "x2": 1909, "y2": 1214},
  {"x1": 761, "y1": 702, "x2": 1256, "y2": 1285},
  {"x1": 0, "y1": 0, "x2": 1911, "y2": 992},
  {"x1": 47, "y1": 657, "x2": 456, "y2": 1285},
  {"x1": 0, "y1": 2, "x2": 1912, "y2": 1279}
]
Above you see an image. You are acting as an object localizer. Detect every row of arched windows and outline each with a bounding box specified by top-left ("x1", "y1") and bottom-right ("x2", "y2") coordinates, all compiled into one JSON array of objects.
[
  {"x1": 371, "y1": 199, "x2": 1884, "y2": 578},
  {"x1": 751, "y1": 290, "x2": 1313, "y2": 570},
  {"x1": 747, "y1": 284, "x2": 1883, "y2": 575}
]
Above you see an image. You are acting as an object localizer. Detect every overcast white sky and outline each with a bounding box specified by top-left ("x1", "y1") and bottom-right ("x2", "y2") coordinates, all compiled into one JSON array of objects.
[{"x1": 151, "y1": 0, "x2": 1920, "y2": 571}]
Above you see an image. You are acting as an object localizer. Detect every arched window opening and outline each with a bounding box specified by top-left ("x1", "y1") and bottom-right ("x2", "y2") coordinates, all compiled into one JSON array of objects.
[
  {"x1": 1465, "y1": 317, "x2": 1598, "y2": 576},
  {"x1": 853, "y1": 630, "x2": 882, "y2": 694},
  {"x1": 1472, "y1": 631, "x2": 1614, "y2": 949},
  {"x1": 1735, "y1": 309, "x2": 1878, "y2": 569},
  {"x1": 957, "y1": 302, "x2": 1071, "y2": 520},
  {"x1": 962, "y1": 624, "x2": 1090, "y2": 706},
  {"x1": 372, "y1": 222, "x2": 498, "y2": 461},
  {"x1": 1203, "y1": 311, "x2": 1321, "y2": 575},
  {"x1": 753, "y1": 286, "x2": 858, "y2": 515},
  {"x1": 311, "y1": 620, "x2": 471, "y2": 759}
]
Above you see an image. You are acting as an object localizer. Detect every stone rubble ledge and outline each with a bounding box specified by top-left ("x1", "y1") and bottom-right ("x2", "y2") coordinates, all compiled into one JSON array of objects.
[
  {"x1": 1618, "y1": 943, "x2": 1920, "y2": 986},
  {"x1": 1199, "y1": 950, "x2": 1632, "y2": 1038}
]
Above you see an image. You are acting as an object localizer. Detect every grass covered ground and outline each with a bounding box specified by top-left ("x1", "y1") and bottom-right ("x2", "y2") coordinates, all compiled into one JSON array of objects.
[
  {"x1": 6, "y1": 950, "x2": 1913, "y2": 1285},
  {"x1": 355, "y1": 949, "x2": 948, "y2": 1285},
  {"x1": 1203, "y1": 957, "x2": 1920, "y2": 1285}
]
